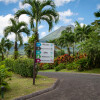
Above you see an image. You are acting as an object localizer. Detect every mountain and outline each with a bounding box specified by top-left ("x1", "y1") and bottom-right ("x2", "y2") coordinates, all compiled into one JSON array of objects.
[
  {"x1": 9, "y1": 25, "x2": 75, "y2": 55},
  {"x1": 40, "y1": 25, "x2": 75, "y2": 42}
]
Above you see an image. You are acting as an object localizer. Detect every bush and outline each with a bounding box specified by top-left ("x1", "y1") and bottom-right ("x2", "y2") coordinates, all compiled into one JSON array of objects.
[
  {"x1": 75, "y1": 58, "x2": 88, "y2": 71},
  {"x1": 0, "y1": 65, "x2": 12, "y2": 92},
  {"x1": 55, "y1": 63, "x2": 66, "y2": 71},
  {"x1": 0, "y1": 61, "x2": 5, "y2": 66},
  {"x1": 5, "y1": 58, "x2": 38, "y2": 77}
]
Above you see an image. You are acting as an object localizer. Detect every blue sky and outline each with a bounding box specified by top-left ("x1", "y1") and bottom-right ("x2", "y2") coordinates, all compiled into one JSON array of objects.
[{"x1": 0, "y1": 0, "x2": 100, "y2": 43}]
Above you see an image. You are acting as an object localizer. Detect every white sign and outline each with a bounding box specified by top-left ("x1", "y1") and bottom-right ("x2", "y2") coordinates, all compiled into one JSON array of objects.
[{"x1": 36, "y1": 43, "x2": 54, "y2": 63}]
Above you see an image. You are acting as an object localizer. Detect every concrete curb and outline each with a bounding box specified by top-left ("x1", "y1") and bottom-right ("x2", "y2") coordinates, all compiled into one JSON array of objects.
[{"x1": 14, "y1": 79, "x2": 60, "y2": 100}]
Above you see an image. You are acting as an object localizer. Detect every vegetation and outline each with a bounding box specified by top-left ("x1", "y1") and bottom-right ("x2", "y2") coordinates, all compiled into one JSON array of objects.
[
  {"x1": 4, "y1": 18, "x2": 30, "y2": 59},
  {"x1": 0, "y1": 38, "x2": 12, "y2": 61},
  {"x1": 15, "y1": 0, "x2": 59, "y2": 41},
  {"x1": 5, "y1": 58, "x2": 38, "y2": 77},
  {"x1": 0, "y1": 74, "x2": 56, "y2": 100},
  {"x1": 0, "y1": 64, "x2": 12, "y2": 92}
]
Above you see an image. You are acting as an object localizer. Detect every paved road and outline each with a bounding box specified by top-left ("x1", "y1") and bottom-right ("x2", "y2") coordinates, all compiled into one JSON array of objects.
[{"x1": 28, "y1": 72, "x2": 100, "y2": 100}]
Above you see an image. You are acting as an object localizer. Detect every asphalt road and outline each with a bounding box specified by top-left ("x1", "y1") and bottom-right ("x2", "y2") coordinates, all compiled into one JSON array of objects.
[{"x1": 28, "y1": 72, "x2": 100, "y2": 100}]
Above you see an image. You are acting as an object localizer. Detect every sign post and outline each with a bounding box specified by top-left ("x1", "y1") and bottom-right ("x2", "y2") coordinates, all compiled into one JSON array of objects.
[
  {"x1": 36, "y1": 43, "x2": 54, "y2": 63},
  {"x1": 33, "y1": 41, "x2": 36, "y2": 85},
  {"x1": 33, "y1": 42, "x2": 54, "y2": 85}
]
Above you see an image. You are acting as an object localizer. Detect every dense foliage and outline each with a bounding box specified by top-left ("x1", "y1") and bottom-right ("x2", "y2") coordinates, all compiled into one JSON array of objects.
[
  {"x1": 0, "y1": 64, "x2": 12, "y2": 92},
  {"x1": 5, "y1": 58, "x2": 38, "y2": 77}
]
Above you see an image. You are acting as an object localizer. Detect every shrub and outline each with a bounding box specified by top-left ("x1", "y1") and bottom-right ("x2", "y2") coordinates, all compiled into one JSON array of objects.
[
  {"x1": 55, "y1": 63, "x2": 66, "y2": 71},
  {"x1": 0, "y1": 61, "x2": 5, "y2": 66},
  {"x1": 75, "y1": 58, "x2": 88, "y2": 71},
  {"x1": 5, "y1": 58, "x2": 38, "y2": 77},
  {"x1": 0, "y1": 65, "x2": 12, "y2": 92}
]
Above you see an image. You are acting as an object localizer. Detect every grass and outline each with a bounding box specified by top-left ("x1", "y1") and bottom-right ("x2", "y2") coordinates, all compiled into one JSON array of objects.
[
  {"x1": 39, "y1": 68, "x2": 100, "y2": 74},
  {"x1": 0, "y1": 74, "x2": 56, "y2": 100}
]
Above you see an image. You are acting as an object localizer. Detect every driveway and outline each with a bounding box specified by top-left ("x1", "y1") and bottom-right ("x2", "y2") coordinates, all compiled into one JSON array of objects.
[{"x1": 28, "y1": 72, "x2": 100, "y2": 100}]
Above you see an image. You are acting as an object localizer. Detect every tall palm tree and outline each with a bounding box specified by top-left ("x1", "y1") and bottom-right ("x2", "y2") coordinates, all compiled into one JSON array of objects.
[
  {"x1": 0, "y1": 38, "x2": 12, "y2": 61},
  {"x1": 74, "y1": 21, "x2": 91, "y2": 42},
  {"x1": 15, "y1": 0, "x2": 59, "y2": 41},
  {"x1": 60, "y1": 27, "x2": 74, "y2": 56},
  {"x1": 4, "y1": 18, "x2": 30, "y2": 59}
]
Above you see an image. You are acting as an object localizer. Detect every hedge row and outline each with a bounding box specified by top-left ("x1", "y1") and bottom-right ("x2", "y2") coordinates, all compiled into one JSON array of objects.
[{"x1": 5, "y1": 58, "x2": 38, "y2": 77}]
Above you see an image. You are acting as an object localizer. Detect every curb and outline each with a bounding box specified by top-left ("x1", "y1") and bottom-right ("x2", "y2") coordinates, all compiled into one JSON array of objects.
[{"x1": 14, "y1": 79, "x2": 60, "y2": 100}]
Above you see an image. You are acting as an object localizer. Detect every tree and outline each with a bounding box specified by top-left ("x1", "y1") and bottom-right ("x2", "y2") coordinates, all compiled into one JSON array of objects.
[
  {"x1": 15, "y1": 0, "x2": 59, "y2": 41},
  {"x1": 74, "y1": 21, "x2": 91, "y2": 42},
  {"x1": 24, "y1": 34, "x2": 36, "y2": 58},
  {"x1": 0, "y1": 38, "x2": 12, "y2": 61},
  {"x1": 4, "y1": 18, "x2": 30, "y2": 59},
  {"x1": 59, "y1": 27, "x2": 74, "y2": 56}
]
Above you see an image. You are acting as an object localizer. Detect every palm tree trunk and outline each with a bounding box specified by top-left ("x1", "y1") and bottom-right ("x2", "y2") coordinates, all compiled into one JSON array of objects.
[
  {"x1": 2, "y1": 52, "x2": 4, "y2": 61},
  {"x1": 73, "y1": 46, "x2": 74, "y2": 56},
  {"x1": 36, "y1": 20, "x2": 39, "y2": 42},
  {"x1": 67, "y1": 45, "x2": 71, "y2": 56},
  {"x1": 14, "y1": 41, "x2": 18, "y2": 59}
]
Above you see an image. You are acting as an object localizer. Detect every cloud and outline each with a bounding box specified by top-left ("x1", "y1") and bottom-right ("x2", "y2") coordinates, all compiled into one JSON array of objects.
[
  {"x1": 19, "y1": 1, "x2": 30, "y2": 9},
  {"x1": 0, "y1": 14, "x2": 14, "y2": 38},
  {"x1": 0, "y1": 0, "x2": 18, "y2": 4},
  {"x1": 78, "y1": 17, "x2": 84, "y2": 21},
  {"x1": 13, "y1": 8, "x2": 18, "y2": 13},
  {"x1": 97, "y1": 4, "x2": 100, "y2": 10},
  {"x1": 38, "y1": 25, "x2": 44, "y2": 29},
  {"x1": 19, "y1": 15, "x2": 30, "y2": 24},
  {"x1": 59, "y1": 9, "x2": 73, "y2": 17},
  {"x1": 0, "y1": 14, "x2": 30, "y2": 42},
  {"x1": 54, "y1": 0, "x2": 75, "y2": 6},
  {"x1": 40, "y1": 32, "x2": 46, "y2": 38},
  {"x1": 59, "y1": 9, "x2": 74, "y2": 24}
]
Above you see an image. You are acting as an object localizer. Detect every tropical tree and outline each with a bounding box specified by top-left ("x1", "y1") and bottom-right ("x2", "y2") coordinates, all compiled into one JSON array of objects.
[
  {"x1": 74, "y1": 21, "x2": 91, "y2": 42},
  {"x1": 15, "y1": 0, "x2": 59, "y2": 41},
  {"x1": 59, "y1": 27, "x2": 74, "y2": 56},
  {"x1": 0, "y1": 38, "x2": 12, "y2": 61},
  {"x1": 4, "y1": 18, "x2": 30, "y2": 59},
  {"x1": 5, "y1": 39, "x2": 13, "y2": 58},
  {"x1": 24, "y1": 34, "x2": 36, "y2": 58}
]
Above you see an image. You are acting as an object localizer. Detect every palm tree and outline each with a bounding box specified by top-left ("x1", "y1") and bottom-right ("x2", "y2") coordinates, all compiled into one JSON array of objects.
[
  {"x1": 60, "y1": 27, "x2": 74, "y2": 56},
  {"x1": 0, "y1": 38, "x2": 12, "y2": 61},
  {"x1": 15, "y1": 0, "x2": 59, "y2": 41},
  {"x1": 5, "y1": 39, "x2": 13, "y2": 58},
  {"x1": 94, "y1": 10, "x2": 100, "y2": 17},
  {"x1": 74, "y1": 21, "x2": 91, "y2": 42},
  {"x1": 4, "y1": 18, "x2": 30, "y2": 59}
]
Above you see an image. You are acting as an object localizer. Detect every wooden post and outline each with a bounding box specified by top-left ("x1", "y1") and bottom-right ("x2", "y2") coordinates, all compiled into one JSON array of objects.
[{"x1": 33, "y1": 41, "x2": 36, "y2": 85}]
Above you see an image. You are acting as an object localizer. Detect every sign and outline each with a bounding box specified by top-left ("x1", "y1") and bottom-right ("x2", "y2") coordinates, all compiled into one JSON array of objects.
[{"x1": 36, "y1": 43, "x2": 54, "y2": 63}]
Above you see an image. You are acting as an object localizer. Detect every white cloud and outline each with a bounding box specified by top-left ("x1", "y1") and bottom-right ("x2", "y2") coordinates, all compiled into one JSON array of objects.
[
  {"x1": 97, "y1": 4, "x2": 100, "y2": 10},
  {"x1": 0, "y1": 14, "x2": 30, "y2": 42},
  {"x1": 54, "y1": 0, "x2": 74, "y2": 6},
  {"x1": 80, "y1": 23, "x2": 84, "y2": 27},
  {"x1": 78, "y1": 17, "x2": 84, "y2": 21},
  {"x1": 13, "y1": 8, "x2": 18, "y2": 13},
  {"x1": 0, "y1": 14, "x2": 14, "y2": 38},
  {"x1": 19, "y1": 1, "x2": 30, "y2": 9},
  {"x1": 19, "y1": 15, "x2": 30, "y2": 24},
  {"x1": 59, "y1": 9, "x2": 73, "y2": 17},
  {"x1": 59, "y1": 9, "x2": 73, "y2": 24},
  {"x1": 40, "y1": 32, "x2": 46, "y2": 38},
  {"x1": 38, "y1": 25, "x2": 44, "y2": 29},
  {"x1": 0, "y1": 0, "x2": 18, "y2": 4}
]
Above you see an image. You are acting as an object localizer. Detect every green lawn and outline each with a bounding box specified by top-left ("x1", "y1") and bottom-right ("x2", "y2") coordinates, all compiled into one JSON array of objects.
[
  {"x1": 0, "y1": 74, "x2": 56, "y2": 100},
  {"x1": 39, "y1": 68, "x2": 100, "y2": 74}
]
